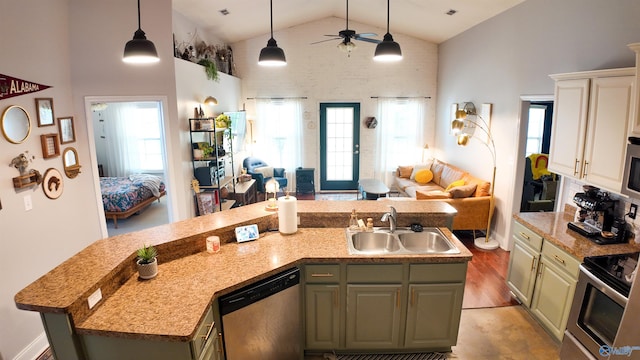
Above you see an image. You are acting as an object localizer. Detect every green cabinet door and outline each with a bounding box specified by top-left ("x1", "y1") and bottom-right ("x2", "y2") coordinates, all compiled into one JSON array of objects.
[
  {"x1": 346, "y1": 284, "x2": 402, "y2": 349},
  {"x1": 530, "y1": 258, "x2": 577, "y2": 341},
  {"x1": 506, "y1": 240, "x2": 539, "y2": 307},
  {"x1": 404, "y1": 283, "x2": 464, "y2": 349},
  {"x1": 305, "y1": 284, "x2": 340, "y2": 349}
]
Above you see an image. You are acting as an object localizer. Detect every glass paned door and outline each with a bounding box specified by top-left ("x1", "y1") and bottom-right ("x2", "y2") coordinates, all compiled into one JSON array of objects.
[{"x1": 320, "y1": 103, "x2": 360, "y2": 190}]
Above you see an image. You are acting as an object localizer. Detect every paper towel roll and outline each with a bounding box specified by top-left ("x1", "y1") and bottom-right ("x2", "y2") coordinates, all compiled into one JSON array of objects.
[{"x1": 278, "y1": 195, "x2": 298, "y2": 234}]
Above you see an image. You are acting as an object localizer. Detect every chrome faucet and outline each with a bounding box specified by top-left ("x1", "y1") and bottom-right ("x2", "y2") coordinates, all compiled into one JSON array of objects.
[{"x1": 381, "y1": 206, "x2": 397, "y2": 233}]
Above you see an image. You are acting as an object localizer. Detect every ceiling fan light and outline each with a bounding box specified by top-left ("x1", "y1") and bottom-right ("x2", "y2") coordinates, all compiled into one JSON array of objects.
[
  {"x1": 259, "y1": 38, "x2": 287, "y2": 66},
  {"x1": 374, "y1": 33, "x2": 402, "y2": 62},
  {"x1": 338, "y1": 40, "x2": 356, "y2": 52}
]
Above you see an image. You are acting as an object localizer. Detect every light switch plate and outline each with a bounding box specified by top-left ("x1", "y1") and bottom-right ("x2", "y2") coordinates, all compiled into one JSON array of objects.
[
  {"x1": 23, "y1": 195, "x2": 32, "y2": 211},
  {"x1": 88, "y1": 288, "x2": 102, "y2": 309}
]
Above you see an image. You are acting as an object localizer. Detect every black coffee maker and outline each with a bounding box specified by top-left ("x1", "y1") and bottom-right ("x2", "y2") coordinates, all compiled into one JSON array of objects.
[{"x1": 568, "y1": 186, "x2": 627, "y2": 244}]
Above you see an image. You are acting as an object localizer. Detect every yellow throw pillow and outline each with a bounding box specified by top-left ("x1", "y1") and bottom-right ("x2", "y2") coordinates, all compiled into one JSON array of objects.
[
  {"x1": 414, "y1": 169, "x2": 434, "y2": 184},
  {"x1": 445, "y1": 179, "x2": 465, "y2": 192}
]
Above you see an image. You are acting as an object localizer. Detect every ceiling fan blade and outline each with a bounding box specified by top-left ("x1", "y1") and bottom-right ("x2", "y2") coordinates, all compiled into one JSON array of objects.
[
  {"x1": 323, "y1": 34, "x2": 340, "y2": 37},
  {"x1": 354, "y1": 36, "x2": 381, "y2": 44},
  {"x1": 311, "y1": 37, "x2": 341, "y2": 45},
  {"x1": 355, "y1": 33, "x2": 377, "y2": 37}
]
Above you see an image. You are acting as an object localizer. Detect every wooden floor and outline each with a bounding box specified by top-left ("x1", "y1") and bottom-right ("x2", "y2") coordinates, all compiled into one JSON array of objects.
[{"x1": 455, "y1": 231, "x2": 520, "y2": 309}]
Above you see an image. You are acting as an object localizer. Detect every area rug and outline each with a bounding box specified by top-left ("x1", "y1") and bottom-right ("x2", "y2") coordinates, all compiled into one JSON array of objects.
[{"x1": 335, "y1": 353, "x2": 447, "y2": 360}]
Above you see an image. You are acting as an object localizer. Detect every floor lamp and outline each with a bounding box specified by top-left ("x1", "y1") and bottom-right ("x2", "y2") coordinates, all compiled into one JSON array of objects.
[{"x1": 451, "y1": 102, "x2": 499, "y2": 250}]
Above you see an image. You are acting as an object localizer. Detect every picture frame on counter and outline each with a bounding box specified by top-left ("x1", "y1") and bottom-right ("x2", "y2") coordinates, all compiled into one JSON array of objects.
[
  {"x1": 35, "y1": 98, "x2": 55, "y2": 127},
  {"x1": 58, "y1": 116, "x2": 75, "y2": 144},
  {"x1": 196, "y1": 191, "x2": 219, "y2": 215}
]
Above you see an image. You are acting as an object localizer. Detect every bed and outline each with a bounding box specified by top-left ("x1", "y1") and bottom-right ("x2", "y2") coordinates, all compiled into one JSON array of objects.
[{"x1": 100, "y1": 174, "x2": 166, "y2": 228}]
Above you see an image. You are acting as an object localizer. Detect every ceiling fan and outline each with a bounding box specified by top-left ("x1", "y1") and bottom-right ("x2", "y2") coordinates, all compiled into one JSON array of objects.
[{"x1": 311, "y1": 0, "x2": 380, "y2": 54}]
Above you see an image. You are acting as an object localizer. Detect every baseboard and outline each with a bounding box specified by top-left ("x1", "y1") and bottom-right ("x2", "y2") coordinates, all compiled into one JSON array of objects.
[{"x1": 12, "y1": 332, "x2": 48, "y2": 360}]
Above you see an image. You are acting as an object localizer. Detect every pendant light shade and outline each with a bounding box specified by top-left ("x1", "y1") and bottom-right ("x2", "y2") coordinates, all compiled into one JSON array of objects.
[
  {"x1": 123, "y1": 0, "x2": 159, "y2": 64},
  {"x1": 258, "y1": 0, "x2": 286, "y2": 66},
  {"x1": 374, "y1": 0, "x2": 402, "y2": 62}
]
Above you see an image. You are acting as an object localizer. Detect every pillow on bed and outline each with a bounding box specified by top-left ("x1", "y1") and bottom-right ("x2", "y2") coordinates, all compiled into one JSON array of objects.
[{"x1": 253, "y1": 166, "x2": 274, "y2": 179}]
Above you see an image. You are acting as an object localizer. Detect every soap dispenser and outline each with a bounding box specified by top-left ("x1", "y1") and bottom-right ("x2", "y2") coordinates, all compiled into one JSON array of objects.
[{"x1": 349, "y1": 209, "x2": 360, "y2": 230}]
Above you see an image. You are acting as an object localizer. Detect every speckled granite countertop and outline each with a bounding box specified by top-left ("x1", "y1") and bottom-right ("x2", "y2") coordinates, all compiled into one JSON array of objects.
[
  {"x1": 15, "y1": 199, "x2": 467, "y2": 342},
  {"x1": 514, "y1": 207, "x2": 640, "y2": 260}
]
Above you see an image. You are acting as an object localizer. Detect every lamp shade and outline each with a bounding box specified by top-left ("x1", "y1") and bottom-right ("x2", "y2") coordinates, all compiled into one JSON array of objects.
[
  {"x1": 123, "y1": 29, "x2": 159, "y2": 64},
  {"x1": 451, "y1": 119, "x2": 465, "y2": 134},
  {"x1": 374, "y1": 33, "x2": 402, "y2": 62},
  {"x1": 259, "y1": 38, "x2": 287, "y2": 66},
  {"x1": 204, "y1": 96, "x2": 218, "y2": 106}
]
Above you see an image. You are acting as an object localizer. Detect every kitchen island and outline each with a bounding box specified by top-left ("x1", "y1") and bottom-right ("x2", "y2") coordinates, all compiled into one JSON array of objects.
[{"x1": 15, "y1": 200, "x2": 470, "y2": 359}]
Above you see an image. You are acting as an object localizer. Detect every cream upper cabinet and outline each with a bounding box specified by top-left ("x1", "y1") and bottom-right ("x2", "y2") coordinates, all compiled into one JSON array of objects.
[{"x1": 548, "y1": 68, "x2": 635, "y2": 192}]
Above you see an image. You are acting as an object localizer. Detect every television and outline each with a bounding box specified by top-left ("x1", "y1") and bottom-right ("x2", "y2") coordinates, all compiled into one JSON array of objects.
[{"x1": 224, "y1": 111, "x2": 247, "y2": 152}]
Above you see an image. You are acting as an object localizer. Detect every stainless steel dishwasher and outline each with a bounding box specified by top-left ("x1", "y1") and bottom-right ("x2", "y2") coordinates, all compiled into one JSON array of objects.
[{"x1": 219, "y1": 267, "x2": 301, "y2": 360}]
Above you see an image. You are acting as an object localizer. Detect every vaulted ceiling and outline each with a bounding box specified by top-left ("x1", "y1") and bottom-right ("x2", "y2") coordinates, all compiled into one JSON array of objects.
[{"x1": 172, "y1": 0, "x2": 524, "y2": 45}]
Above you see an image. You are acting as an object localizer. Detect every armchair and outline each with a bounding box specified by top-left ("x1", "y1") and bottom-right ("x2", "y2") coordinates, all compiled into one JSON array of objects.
[{"x1": 243, "y1": 157, "x2": 288, "y2": 193}]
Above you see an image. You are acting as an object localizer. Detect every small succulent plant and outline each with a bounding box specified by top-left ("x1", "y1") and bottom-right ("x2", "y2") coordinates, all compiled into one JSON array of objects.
[{"x1": 136, "y1": 245, "x2": 157, "y2": 264}]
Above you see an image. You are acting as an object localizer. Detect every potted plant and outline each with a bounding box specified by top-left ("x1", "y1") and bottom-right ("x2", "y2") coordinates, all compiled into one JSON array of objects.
[
  {"x1": 197, "y1": 58, "x2": 219, "y2": 82},
  {"x1": 136, "y1": 244, "x2": 158, "y2": 280},
  {"x1": 215, "y1": 113, "x2": 231, "y2": 129},
  {"x1": 198, "y1": 142, "x2": 214, "y2": 159}
]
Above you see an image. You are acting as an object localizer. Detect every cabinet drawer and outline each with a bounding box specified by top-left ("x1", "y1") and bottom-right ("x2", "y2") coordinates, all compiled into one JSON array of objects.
[
  {"x1": 347, "y1": 264, "x2": 403, "y2": 283},
  {"x1": 409, "y1": 263, "x2": 467, "y2": 283},
  {"x1": 541, "y1": 241, "x2": 581, "y2": 279},
  {"x1": 305, "y1": 264, "x2": 340, "y2": 283},
  {"x1": 513, "y1": 221, "x2": 543, "y2": 252},
  {"x1": 191, "y1": 306, "x2": 215, "y2": 360}
]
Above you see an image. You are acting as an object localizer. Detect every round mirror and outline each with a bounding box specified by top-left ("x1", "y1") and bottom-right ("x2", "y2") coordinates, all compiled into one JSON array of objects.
[
  {"x1": 62, "y1": 147, "x2": 81, "y2": 178},
  {"x1": 1, "y1": 105, "x2": 32, "y2": 144}
]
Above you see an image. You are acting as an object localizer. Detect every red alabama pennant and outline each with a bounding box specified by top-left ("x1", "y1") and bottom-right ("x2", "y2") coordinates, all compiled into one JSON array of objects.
[{"x1": 0, "y1": 74, "x2": 52, "y2": 100}]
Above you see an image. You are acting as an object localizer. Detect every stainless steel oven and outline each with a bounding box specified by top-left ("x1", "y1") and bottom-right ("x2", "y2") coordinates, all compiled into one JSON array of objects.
[
  {"x1": 561, "y1": 253, "x2": 638, "y2": 359},
  {"x1": 622, "y1": 138, "x2": 640, "y2": 199}
]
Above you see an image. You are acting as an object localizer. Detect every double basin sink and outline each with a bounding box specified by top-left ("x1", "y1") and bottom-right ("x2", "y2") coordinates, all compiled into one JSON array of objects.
[{"x1": 346, "y1": 227, "x2": 460, "y2": 255}]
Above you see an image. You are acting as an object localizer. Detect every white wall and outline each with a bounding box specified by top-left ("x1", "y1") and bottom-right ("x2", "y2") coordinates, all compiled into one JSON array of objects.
[
  {"x1": 230, "y1": 17, "x2": 438, "y2": 181},
  {"x1": 0, "y1": 1, "x2": 103, "y2": 359},
  {"x1": 436, "y1": 0, "x2": 640, "y2": 249}
]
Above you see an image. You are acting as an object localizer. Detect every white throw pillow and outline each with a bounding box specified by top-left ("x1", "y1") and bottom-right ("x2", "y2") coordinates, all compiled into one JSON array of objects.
[
  {"x1": 253, "y1": 166, "x2": 274, "y2": 179},
  {"x1": 410, "y1": 161, "x2": 433, "y2": 180}
]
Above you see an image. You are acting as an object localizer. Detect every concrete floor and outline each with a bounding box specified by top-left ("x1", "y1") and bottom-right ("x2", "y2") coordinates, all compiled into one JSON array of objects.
[{"x1": 306, "y1": 305, "x2": 560, "y2": 360}]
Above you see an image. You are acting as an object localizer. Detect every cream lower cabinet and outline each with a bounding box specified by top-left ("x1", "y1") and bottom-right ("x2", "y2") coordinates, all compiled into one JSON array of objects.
[
  {"x1": 530, "y1": 241, "x2": 580, "y2": 341},
  {"x1": 80, "y1": 305, "x2": 220, "y2": 360},
  {"x1": 548, "y1": 69, "x2": 634, "y2": 192},
  {"x1": 507, "y1": 220, "x2": 580, "y2": 342}
]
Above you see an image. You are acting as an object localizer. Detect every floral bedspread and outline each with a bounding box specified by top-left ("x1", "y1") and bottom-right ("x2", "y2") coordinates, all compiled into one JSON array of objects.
[{"x1": 100, "y1": 176, "x2": 166, "y2": 213}]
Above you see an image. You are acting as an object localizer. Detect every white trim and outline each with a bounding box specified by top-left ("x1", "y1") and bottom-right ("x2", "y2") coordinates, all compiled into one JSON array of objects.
[
  {"x1": 83, "y1": 96, "x2": 178, "y2": 239},
  {"x1": 12, "y1": 332, "x2": 48, "y2": 360}
]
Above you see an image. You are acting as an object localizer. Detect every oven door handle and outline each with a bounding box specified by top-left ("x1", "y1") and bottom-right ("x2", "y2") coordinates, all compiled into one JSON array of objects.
[{"x1": 580, "y1": 265, "x2": 628, "y2": 306}]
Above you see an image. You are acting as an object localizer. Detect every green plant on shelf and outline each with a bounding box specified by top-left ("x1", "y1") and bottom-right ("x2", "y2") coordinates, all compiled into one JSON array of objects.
[
  {"x1": 198, "y1": 142, "x2": 214, "y2": 158},
  {"x1": 197, "y1": 58, "x2": 219, "y2": 82}
]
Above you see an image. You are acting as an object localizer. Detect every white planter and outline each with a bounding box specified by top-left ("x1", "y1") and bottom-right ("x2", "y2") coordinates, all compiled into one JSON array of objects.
[{"x1": 137, "y1": 258, "x2": 158, "y2": 279}]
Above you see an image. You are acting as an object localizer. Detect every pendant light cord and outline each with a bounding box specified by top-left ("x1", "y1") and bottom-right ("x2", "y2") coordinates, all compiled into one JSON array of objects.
[
  {"x1": 269, "y1": 0, "x2": 274, "y2": 38},
  {"x1": 137, "y1": 0, "x2": 142, "y2": 30},
  {"x1": 385, "y1": 0, "x2": 390, "y2": 33}
]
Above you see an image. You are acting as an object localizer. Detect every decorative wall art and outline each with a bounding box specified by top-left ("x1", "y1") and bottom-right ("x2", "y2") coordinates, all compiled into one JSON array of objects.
[
  {"x1": 40, "y1": 133, "x2": 60, "y2": 159},
  {"x1": 42, "y1": 168, "x2": 64, "y2": 199},
  {"x1": 58, "y1": 116, "x2": 75, "y2": 144},
  {"x1": 0, "y1": 73, "x2": 51, "y2": 100},
  {"x1": 35, "y1": 98, "x2": 55, "y2": 127}
]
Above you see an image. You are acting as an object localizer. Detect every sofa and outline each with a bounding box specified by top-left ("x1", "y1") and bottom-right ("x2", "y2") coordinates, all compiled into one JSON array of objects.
[
  {"x1": 243, "y1": 157, "x2": 288, "y2": 193},
  {"x1": 393, "y1": 159, "x2": 492, "y2": 231}
]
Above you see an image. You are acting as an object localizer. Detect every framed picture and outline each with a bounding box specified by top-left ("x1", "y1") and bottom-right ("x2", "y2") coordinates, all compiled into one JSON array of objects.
[
  {"x1": 35, "y1": 98, "x2": 55, "y2": 127},
  {"x1": 40, "y1": 133, "x2": 60, "y2": 159},
  {"x1": 196, "y1": 191, "x2": 219, "y2": 215},
  {"x1": 42, "y1": 168, "x2": 64, "y2": 199},
  {"x1": 58, "y1": 116, "x2": 76, "y2": 144}
]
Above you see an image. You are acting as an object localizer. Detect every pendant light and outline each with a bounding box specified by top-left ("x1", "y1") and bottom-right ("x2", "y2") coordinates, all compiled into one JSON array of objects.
[
  {"x1": 374, "y1": 0, "x2": 402, "y2": 62},
  {"x1": 123, "y1": 0, "x2": 159, "y2": 64},
  {"x1": 258, "y1": 0, "x2": 287, "y2": 66}
]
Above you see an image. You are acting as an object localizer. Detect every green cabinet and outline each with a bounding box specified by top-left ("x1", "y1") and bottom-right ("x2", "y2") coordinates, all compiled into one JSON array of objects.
[
  {"x1": 507, "y1": 219, "x2": 580, "y2": 341},
  {"x1": 346, "y1": 284, "x2": 402, "y2": 349},
  {"x1": 304, "y1": 264, "x2": 341, "y2": 350},
  {"x1": 80, "y1": 306, "x2": 220, "y2": 360},
  {"x1": 404, "y1": 283, "x2": 464, "y2": 349}
]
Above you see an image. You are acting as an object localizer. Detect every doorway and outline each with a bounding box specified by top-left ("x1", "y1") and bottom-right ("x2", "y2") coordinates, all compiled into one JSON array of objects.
[
  {"x1": 84, "y1": 96, "x2": 176, "y2": 238},
  {"x1": 519, "y1": 100, "x2": 560, "y2": 212},
  {"x1": 319, "y1": 103, "x2": 361, "y2": 190}
]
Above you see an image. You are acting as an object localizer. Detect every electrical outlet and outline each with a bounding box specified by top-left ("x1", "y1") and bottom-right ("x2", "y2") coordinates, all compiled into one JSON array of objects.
[
  {"x1": 88, "y1": 288, "x2": 102, "y2": 309},
  {"x1": 630, "y1": 204, "x2": 637, "y2": 220},
  {"x1": 23, "y1": 195, "x2": 32, "y2": 211}
]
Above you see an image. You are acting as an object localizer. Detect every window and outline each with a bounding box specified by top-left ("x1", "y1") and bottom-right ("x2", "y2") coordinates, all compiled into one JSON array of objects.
[
  {"x1": 129, "y1": 105, "x2": 164, "y2": 172},
  {"x1": 526, "y1": 105, "x2": 546, "y2": 157}
]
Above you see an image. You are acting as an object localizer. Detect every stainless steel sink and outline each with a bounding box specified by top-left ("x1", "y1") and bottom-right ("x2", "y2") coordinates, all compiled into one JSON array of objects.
[{"x1": 346, "y1": 227, "x2": 460, "y2": 255}]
